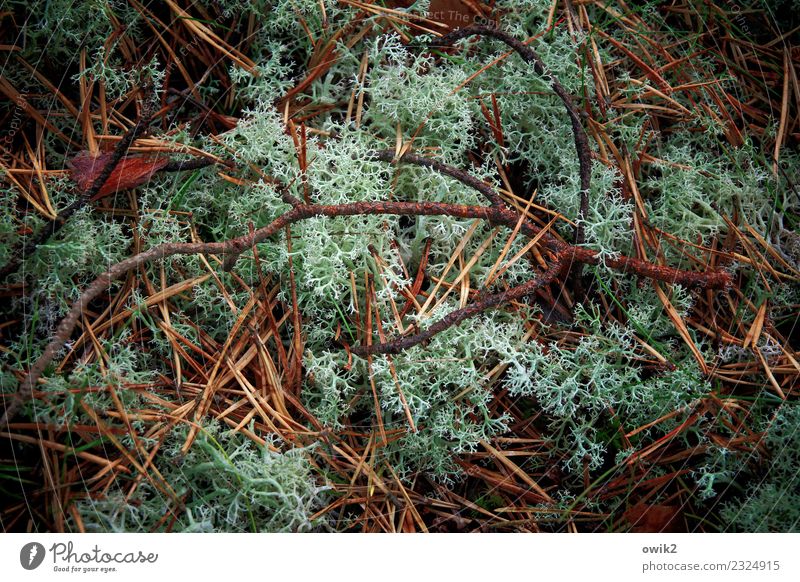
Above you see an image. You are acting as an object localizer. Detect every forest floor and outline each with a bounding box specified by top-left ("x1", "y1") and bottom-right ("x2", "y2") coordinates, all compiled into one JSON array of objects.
[{"x1": 1, "y1": 0, "x2": 799, "y2": 532}]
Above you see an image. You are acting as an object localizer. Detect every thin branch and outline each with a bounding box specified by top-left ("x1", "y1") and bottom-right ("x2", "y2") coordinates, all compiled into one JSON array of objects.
[
  {"x1": 219, "y1": 200, "x2": 501, "y2": 271},
  {"x1": 161, "y1": 157, "x2": 220, "y2": 172},
  {"x1": 0, "y1": 201, "x2": 496, "y2": 426},
  {"x1": 431, "y1": 25, "x2": 592, "y2": 245},
  {"x1": 364, "y1": 149, "x2": 730, "y2": 288},
  {"x1": 368, "y1": 148, "x2": 563, "y2": 250},
  {"x1": 350, "y1": 247, "x2": 733, "y2": 357}
]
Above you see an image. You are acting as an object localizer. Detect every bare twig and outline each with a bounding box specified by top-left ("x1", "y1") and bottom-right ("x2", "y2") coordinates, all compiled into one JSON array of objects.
[
  {"x1": 0, "y1": 27, "x2": 734, "y2": 427},
  {"x1": 370, "y1": 149, "x2": 506, "y2": 207},
  {"x1": 368, "y1": 148, "x2": 562, "y2": 249},
  {"x1": 0, "y1": 200, "x2": 496, "y2": 427},
  {"x1": 365, "y1": 148, "x2": 730, "y2": 288},
  {"x1": 161, "y1": 157, "x2": 220, "y2": 173}
]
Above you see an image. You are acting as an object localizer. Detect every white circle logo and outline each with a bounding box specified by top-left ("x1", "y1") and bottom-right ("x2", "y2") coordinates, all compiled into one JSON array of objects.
[{"x1": 20, "y1": 542, "x2": 46, "y2": 570}]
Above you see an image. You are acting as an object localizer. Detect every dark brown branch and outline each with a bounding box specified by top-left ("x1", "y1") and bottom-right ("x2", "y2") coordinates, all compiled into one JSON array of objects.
[
  {"x1": 368, "y1": 148, "x2": 563, "y2": 251},
  {"x1": 572, "y1": 249, "x2": 732, "y2": 289},
  {"x1": 431, "y1": 25, "x2": 592, "y2": 245},
  {"x1": 0, "y1": 201, "x2": 496, "y2": 426},
  {"x1": 219, "y1": 200, "x2": 502, "y2": 271},
  {"x1": 1, "y1": 196, "x2": 732, "y2": 425},
  {"x1": 350, "y1": 247, "x2": 732, "y2": 356},
  {"x1": 350, "y1": 255, "x2": 567, "y2": 356},
  {"x1": 278, "y1": 188, "x2": 304, "y2": 208}
]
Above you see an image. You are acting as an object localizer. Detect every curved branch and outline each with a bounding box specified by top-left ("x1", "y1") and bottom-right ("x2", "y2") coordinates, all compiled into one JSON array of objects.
[
  {"x1": 349, "y1": 246, "x2": 732, "y2": 357},
  {"x1": 431, "y1": 25, "x2": 592, "y2": 245},
  {"x1": 368, "y1": 149, "x2": 565, "y2": 251},
  {"x1": 369, "y1": 149, "x2": 506, "y2": 207},
  {"x1": 0, "y1": 201, "x2": 497, "y2": 426},
  {"x1": 360, "y1": 150, "x2": 730, "y2": 289}
]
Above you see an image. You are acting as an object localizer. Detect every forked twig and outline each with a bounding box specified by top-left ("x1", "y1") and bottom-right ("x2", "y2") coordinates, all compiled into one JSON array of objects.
[{"x1": 1, "y1": 191, "x2": 730, "y2": 425}]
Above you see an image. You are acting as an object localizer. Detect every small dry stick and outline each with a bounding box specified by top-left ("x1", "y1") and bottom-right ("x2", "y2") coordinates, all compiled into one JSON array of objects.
[
  {"x1": 0, "y1": 201, "x2": 500, "y2": 426},
  {"x1": 369, "y1": 149, "x2": 506, "y2": 207},
  {"x1": 161, "y1": 157, "x2": 220, "y2": 173},
  {"x1": 350, "y1": 254, "x2": 567, "y2": 356},
  {"x1": 368, "y1": 148, "x2": 562, "y2": 250}
]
